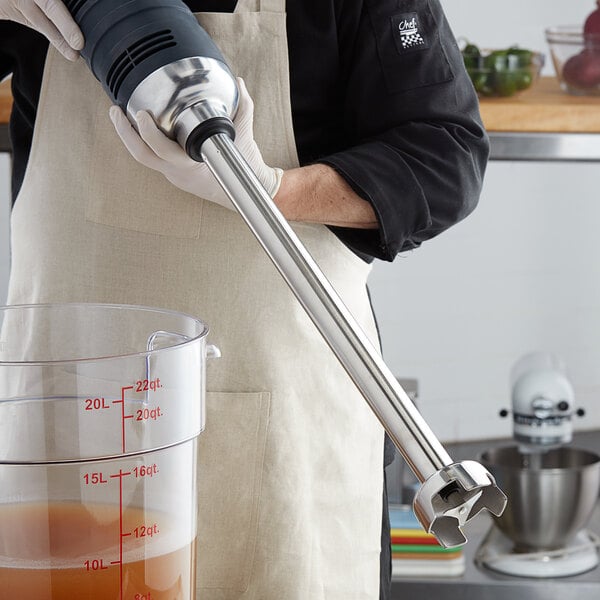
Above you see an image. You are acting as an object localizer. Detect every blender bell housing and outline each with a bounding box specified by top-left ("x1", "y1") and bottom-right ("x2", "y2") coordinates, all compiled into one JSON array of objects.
[{"x1": 64, "y1": 0, "x2": 239, "y2": 161}]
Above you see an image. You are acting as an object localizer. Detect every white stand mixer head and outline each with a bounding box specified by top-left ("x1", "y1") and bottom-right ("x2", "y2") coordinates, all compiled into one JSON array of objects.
[{"x1": 510, "y1": 352, "x2": 575, "y2": 449}]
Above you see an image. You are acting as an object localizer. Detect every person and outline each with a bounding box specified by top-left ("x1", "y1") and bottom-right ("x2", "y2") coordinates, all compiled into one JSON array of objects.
[{"x1": 0, "y1": 1, "x2": 489, "y2": 598}]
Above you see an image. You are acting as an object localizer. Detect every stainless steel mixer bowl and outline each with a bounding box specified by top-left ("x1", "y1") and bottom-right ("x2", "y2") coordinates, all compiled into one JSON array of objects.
[{"x1": 479, "y1": 446, "x2": 600, "y2": 552}]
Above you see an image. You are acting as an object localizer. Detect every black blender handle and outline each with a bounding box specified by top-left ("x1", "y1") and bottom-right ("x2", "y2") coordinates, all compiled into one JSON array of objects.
[
  {"x1": 63, "y1": 0, "x2": 237, "y2": 158},
  {"x1": 64, "y1": 0, "x2": 229, "y2": 109}
]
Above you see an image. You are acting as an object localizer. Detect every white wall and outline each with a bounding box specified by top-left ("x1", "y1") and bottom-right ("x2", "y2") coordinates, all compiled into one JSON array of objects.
[
  {"x1": 369, "y1": 163, "x2": 600, "y2": 442},
  {"x1": 0, "y1": 154, "x2": 9, "y2": 305},
  {"x1": 443, "y1": 0, "x2": 591, "y2": 77},
  {"x1": 368, "y1": 0, "x2": 600, "y2": 443}
]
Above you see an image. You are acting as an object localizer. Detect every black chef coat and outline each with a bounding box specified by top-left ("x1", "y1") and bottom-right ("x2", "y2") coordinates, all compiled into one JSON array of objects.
[{"x1": 0, "y1": 0, "x2": 488, "y2": 263}]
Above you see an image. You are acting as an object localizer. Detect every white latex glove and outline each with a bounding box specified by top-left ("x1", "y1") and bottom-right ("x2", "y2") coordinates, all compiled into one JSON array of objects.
[
  {"x1": 0, "y1": 0, "x2": 83, "y2": 61},
  {"x1": 109, "y1": 77, "x2": 283, "y2": 210}
]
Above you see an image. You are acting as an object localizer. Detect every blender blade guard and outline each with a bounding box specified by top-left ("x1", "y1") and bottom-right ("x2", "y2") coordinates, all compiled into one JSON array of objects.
[{"x1": 414, "y1": 460, "x2": 508, "y2": 548}]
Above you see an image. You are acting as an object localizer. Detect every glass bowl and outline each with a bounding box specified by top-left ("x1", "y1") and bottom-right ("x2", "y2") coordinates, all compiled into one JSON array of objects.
[
  {"x1": 546, "y1": 25, "x2": 600, "y2": 96},
  {"x1": 463, "y1": 48, "x2": 545, "y2": 98}
]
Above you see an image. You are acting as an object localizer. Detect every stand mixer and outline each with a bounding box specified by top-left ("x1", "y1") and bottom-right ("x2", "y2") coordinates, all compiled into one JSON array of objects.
[{"x1": 477, "y1": 353, "x2": 600, "y2": 577}]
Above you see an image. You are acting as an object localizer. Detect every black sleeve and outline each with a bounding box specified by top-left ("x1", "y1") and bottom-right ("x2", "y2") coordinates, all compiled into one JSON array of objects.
[
  {"x1": 321, "y1": 0, "x2": 489, "y2": 262},
  {"x1": 0, "y1": 23, "x2": 17, "y2": 81},
  {"x1": 0, "y1": 22, "x2": 49, "y2": 201}
]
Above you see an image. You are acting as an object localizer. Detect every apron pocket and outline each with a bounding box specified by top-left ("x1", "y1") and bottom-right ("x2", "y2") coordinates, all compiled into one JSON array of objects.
[
  {"x1": 196, "y1": 391, "x2": 271, "y2": 592},
  {"x1": 84, "y1": 116, "x2": 204, "y2": 239},
  {"x1": 85, "y1": 178, "x2": 204, "y2": 238}
]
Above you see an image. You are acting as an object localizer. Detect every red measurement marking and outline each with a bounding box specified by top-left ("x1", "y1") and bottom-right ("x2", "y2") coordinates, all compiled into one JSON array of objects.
[
  {"x1": 85, "y1": 397, "x2": 111, "y2": 410},
  {"x1": 107, "y1": 468, "x2": 132, "y2": 600},
  {"x1": 136, "y1": 406, "x2": 162, "y2": 421},
  {"x1": 109, "y1": 471, "x2": 131, "y2": 479},
  {"x1": 133, "y1": 464, "x2": 159, "y2": 478},
  {"x1": 132, "y1": 523, "x2": 159, "y2": 538},
  {"x1": 83, "y1": 472, "x2": 108, "y2": 485},
  {"x1": 119, "y1": 468, "x2": 123, "y2": 600},
  {"x1": 116, "y1": 386, "x2": 134, "y2": 453},
  {"x1": 84, "y1": 559, "x2": 108, "y2": 571},
  {"x1": 135, "y1": 378, "x2": 162, "y2": 393}
]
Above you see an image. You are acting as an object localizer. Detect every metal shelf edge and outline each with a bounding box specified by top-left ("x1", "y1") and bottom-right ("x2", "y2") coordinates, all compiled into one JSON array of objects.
[{"x1": 489, "y1": 132, "x2": 600, "y2": 162}]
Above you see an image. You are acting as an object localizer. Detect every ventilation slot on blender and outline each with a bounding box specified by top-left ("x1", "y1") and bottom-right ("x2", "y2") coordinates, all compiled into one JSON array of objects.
[
  {"x1": 107, "y1": 30, "x2": 176, "y2": 98},
  {"x1": 64, "y1": 0, "x2": 89, "y2": 19}
]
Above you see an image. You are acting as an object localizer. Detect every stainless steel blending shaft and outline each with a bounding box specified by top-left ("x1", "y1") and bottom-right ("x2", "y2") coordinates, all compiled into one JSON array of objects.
[{"x1": 200, "y1": 133, "x2": 507, "y2": 548}]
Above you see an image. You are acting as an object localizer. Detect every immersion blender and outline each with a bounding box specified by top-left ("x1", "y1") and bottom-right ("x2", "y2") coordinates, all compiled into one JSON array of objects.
[{"x1": 64, "y1": 0, "x2": 506, "y2": 547}]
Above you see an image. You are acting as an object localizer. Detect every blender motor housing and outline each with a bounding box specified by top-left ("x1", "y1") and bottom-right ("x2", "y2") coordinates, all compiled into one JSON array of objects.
[{"x1": 64, "y1": 0, "x2": 239, "y2": 160}]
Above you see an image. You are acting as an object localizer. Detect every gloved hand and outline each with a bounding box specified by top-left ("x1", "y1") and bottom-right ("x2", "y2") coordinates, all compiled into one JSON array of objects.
[
  {"x1": 109, "y1": 78, "x2": 283, "y2": 210},
  {"x1": 0, "y1": 0, "x2": 83, "y2": 61}
]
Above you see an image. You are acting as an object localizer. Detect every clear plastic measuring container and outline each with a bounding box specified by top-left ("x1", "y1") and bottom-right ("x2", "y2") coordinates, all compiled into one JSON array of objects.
[{"x1": 0, "y1": 303, "x2": 217, "y2": 600}]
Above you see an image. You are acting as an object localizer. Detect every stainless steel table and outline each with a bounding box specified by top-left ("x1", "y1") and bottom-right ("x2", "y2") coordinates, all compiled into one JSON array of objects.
[
  {"x1": 391, "y1": 431, "x2": 600, "y2": 600},
  {"x1": 391, "y1": 505, "x2": 600, "y2": 600}
]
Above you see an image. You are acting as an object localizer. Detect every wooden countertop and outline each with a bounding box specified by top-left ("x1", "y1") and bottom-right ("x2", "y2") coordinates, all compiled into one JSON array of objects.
[
  {"x1": 0, "y1": 78, "x2": 12, "y2": 125},
  {"x1": 479, "y1": 76, "x2": 600, "y2": 133},
  {"x1": 1, "y1": 75, "x2": 599, "y2": 133}
]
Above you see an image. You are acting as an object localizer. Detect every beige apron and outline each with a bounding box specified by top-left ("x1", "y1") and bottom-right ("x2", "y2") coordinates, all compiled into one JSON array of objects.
[{"x1": 8, "y1": 0, "x2": 385, "y2": 597}]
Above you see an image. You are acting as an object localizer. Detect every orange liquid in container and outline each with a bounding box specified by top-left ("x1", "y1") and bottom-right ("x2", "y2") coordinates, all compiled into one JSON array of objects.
[{"x1": 0, "y1": 502, "x2": 196, "y2": 600}]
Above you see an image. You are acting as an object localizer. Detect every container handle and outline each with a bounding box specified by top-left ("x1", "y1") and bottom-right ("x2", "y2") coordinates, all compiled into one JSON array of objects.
[{"x1": 206, "y1": 344, "x2": 221, "y2": 359}]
